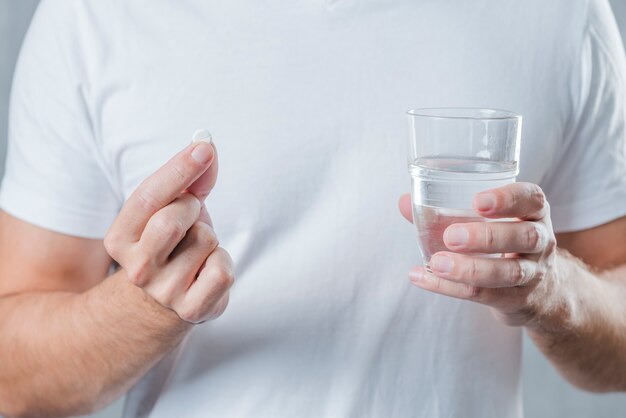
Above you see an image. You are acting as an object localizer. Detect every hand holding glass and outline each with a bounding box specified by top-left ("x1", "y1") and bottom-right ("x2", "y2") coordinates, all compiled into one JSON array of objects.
[{"x1": 406, "y1": 108, "x2": 522, "y2": 269}]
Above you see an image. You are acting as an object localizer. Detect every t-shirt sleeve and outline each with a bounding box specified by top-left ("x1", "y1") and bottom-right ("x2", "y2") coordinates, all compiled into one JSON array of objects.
[
  {"x1": 541, "y1": 0, "x2": 626, "y2": 233},
  {"x1": 0, "y1": 0, "x2": 122, "y2": 239}
]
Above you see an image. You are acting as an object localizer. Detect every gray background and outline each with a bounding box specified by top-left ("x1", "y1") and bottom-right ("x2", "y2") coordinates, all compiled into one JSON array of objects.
[{"x1": 1, "y1": 1, "x2": 626, "y2": 417}]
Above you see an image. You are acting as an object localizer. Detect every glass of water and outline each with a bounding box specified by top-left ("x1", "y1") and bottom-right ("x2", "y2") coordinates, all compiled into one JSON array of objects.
[{"x1": 406, "y1": 108, "x2": 522, "y2": 268}]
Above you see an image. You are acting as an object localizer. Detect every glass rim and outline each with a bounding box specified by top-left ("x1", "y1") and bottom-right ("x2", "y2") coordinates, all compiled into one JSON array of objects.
[{"x1": 406, "y1": 107, "x2": 522, "y2": 121}]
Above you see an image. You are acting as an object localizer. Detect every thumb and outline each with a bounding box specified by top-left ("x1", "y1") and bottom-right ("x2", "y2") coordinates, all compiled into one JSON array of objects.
[
  {"x1": 398, "y1": 194, "x2": 413, "y2": 223},
  {"x1": 186, "y1": 130, "x2": 219, "y2": 201}
]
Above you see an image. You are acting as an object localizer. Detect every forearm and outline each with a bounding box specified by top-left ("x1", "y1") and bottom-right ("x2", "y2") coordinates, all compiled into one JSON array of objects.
[
  {"x1": 0, "y1": 270, "x2": 190, "y2": 417},
  {"x1": 527, "y1": 249, "x2": 626, "y2": 392}
]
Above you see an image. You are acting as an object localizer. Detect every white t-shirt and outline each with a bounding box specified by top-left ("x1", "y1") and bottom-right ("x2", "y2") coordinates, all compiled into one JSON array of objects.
[{"x1": 3, "y1": 1, "x2": 626, "y2": 417}]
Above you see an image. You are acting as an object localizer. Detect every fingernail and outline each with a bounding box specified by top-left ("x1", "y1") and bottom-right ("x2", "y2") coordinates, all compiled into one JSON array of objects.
[
  {"x1": 192, "y1": 129, "x2": 213, "y2": 144},
  {"x1": 191, "y1": 142, "x2": 213, "y2": 164},
  {"x1": 429, "y1": 254, "x2": 453, "y2": 274},
  {"x1": 475, "y1": 193, "x2": 495, "y2": 212},
  {"x1": 445, "y1": 226, "x2": 469, "y2": 246}
]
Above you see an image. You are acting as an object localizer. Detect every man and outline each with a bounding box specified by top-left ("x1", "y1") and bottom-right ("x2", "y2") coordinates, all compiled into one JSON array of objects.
[{"x1": 0, "y1": 0, "x2": 625, "y2": 417}]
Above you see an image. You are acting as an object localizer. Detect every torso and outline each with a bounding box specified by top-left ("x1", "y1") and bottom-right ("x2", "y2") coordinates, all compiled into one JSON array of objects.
[{"x1": 75, "y1": 1, "x2": 586, "y2": 416}]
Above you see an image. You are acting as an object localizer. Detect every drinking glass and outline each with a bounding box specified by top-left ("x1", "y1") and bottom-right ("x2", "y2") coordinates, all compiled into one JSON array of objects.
[{"x1": 406, "y1": 108, "x2": 522, "y2": 269}]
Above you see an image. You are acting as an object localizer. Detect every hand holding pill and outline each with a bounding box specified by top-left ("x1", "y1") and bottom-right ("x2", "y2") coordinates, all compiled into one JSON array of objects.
[{"x1": 104, "y1": 130, "x2": 233, "y2": 324}]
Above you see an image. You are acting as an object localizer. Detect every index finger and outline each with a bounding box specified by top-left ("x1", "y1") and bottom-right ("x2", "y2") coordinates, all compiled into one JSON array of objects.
[
  {"x1": 473, "y1": 182, "x2": 548, "y2": 221},
  {"x1": 111, "y1": 141, "x2": 215, "y2": 243}
]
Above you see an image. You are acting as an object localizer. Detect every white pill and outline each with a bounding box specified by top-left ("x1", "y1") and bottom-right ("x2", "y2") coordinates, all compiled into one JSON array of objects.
[{"x1": 192, "y1": 129, "x2": 213, "y2": 143}]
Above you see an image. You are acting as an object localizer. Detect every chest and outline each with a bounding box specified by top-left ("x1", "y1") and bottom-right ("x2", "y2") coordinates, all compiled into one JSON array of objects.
[{"x1": 90, "y1": 3, "x2": 563, "y2": 231}]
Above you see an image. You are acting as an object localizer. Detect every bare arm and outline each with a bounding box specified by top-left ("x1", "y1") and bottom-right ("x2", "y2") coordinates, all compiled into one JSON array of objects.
[
  {"x1": 528, "y1": 218, "x2": 626, "y2": 392},
  {"x1": 0, "y1": 139, "x2": 233, "y2": 417},
  {"x1": 0, "y1": 230, "x2": 187, "y2": 416},
  {"x1": 399, "y1": 184, "x2": 626, "y2": 393}
]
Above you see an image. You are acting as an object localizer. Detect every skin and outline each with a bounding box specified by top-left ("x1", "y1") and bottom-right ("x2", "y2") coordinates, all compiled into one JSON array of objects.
[
  {"x1": 0, "y1": 148, "x2": 623, "y2": 416},
  {"x1": 399, "y1": 183, "x2": 626, "y2": 392},
  {"x1": 0, "y1": 140, "x2": 234, "y2": 418}
]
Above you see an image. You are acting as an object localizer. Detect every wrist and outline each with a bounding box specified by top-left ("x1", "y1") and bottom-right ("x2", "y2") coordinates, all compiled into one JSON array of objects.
[
  {"x1": 523, "y1": 249, "x2": 586, "y2": 335},
  {"x1": 81, "y1": 270, "x2": 191, "y2": 339}
]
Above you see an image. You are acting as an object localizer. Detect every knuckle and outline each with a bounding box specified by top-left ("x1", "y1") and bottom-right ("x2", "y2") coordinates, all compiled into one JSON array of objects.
[
  {"x1": 135, "y1": 189, "x2": 162, "y2": 213},
  {"x1": 524, "y1": 224, "x2": 543, "y2": 251},
  {"x1": 209, "y1": 294, "x2": 230, "y2": 319},
  {"x1": 483, "y1": 224, "x2": 496, "y2": 249},
  {"x1": 170, "y1": 164, "x2": 188, "y2": 183},
  {"x1": 530, "y1": 184, "x2": 546, "y2": 207},
  {"x1": 510, "y1": 262, "x2": 526, "y2": 287},
  {"x1": 466, "y1": 258, "x2": 479, "y2": 280},
  {"x1": 103, "y1": 232, "x2": 121, "y2": 258},
  {"x1": 185, "y1": 193, "x2": 202, "y2": 214},
  {"x1": 126, "y1": 254, "x2": 153, "y2": 287},
  {"x1": 534, "y1": 267, "x2": 546, "y2": 282},
  {"x1": 466, "y1": 285, "x2": 482, "y2": 300},
  {"x1": 544, "y1": 237, "x2": 557, "y2": 254},
  {"x1": 431, "y1": 276, "x2": 444, "y2": 293},
  {"x1": 193, "y1": 223, "x2": 219, "y2": 250},
  {"x1": 172, "y1": 165, "x2": 187, "y2": 181},
  {"x1": 543, "y1": 200, "x2": 552, "y2": 216},
  {"x1": 179, "y1": 290, "x2": 231, "y2": 324},
  {"x1": 153, "y1": 216, "x2": 186, "y2": 242},
  {"x1": 203, "y1": 257, "x2": 235, "y2": 291},
  {"x1": 215, "y1": 267, "x2": 235, "y2": 290},
  {"x1": 177, "y1": 306, "x2": 202, "y2": 324}
]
